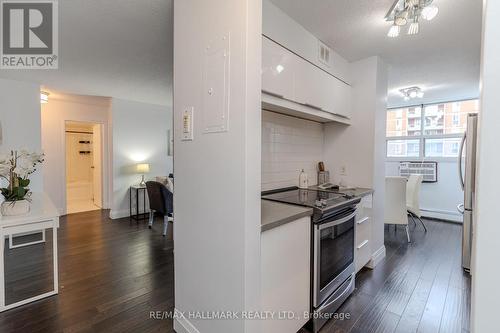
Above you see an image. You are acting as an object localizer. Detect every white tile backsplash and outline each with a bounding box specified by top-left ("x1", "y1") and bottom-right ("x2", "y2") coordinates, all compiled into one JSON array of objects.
[{"x1": 262, "y1": 111, "x2": 324, "y2": 191}]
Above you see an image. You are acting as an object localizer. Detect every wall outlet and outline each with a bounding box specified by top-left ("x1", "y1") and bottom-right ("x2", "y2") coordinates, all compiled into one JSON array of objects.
[{"x1": 340, "y1": 165, "x2": 347, "y2": 176}]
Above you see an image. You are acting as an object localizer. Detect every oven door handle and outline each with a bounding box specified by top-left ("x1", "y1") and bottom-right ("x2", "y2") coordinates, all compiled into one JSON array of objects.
[{"x1": 318, "y1": 211, "x2": 357, "y2": 230}]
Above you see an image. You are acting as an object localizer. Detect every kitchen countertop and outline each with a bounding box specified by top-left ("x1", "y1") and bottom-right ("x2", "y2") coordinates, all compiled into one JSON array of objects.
[
  {"x1": 261, "y1": 200, "x2": 313, "y2": 232},
  {"x1": 308, "y1": 185, "x2": 374, "y2": 197}
]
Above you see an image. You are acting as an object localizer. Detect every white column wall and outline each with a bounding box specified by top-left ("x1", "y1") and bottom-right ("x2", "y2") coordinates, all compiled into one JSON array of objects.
[
  {"x1": 173, "y1": 0, "x2": 262, "y2": 332},
  {"x1": 0, "y1": 78, "x2": 43, "y2": 192},
  {"x1": 471, "y1": 0, "x2": 500, "y2": 331}
]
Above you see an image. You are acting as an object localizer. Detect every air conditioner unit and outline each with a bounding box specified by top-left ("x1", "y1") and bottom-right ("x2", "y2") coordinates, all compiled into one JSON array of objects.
[{"x1": 399, "y1": 161, "x2": 438, "y2": 183}]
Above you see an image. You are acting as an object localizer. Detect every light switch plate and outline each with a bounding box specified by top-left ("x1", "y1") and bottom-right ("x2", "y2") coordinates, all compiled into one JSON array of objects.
[{"x1": 181, "y1": 107, "x2": 194, "y2": 141}]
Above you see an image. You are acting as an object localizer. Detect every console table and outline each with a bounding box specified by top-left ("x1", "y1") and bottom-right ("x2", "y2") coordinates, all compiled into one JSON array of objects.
[
  {"x1": 0, "y1": 193, "x2": 60, "y2": 312},
  {"x1": 130, "y1": 185, "x2": 148, "y2": 221}
]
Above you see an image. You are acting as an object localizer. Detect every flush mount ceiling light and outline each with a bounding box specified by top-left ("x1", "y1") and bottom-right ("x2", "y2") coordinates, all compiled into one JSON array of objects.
[
  {"x1": 400, "y1": 86, "x2": 424, "y2": 101},
  {"x1": 386, "y1": 0, "x2": 438, "y2": 37},
  {"x1": 40, "y1": 91, "x2": 49, "y2": 104}
]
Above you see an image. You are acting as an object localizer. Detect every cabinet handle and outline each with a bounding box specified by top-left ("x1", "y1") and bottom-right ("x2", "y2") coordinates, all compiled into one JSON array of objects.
[
  {"x1": 262, "y1": 90, "x2": 284, "y2": 99},
  {"x1": 303, "y1": 102, "x2": 324, "y2": 111},
  {"x1": 357, "y1": 240, "x2": 369, "y2": 250},
  {"x1": 357, "y1": 217, "x2": 369, "y2": 225}
]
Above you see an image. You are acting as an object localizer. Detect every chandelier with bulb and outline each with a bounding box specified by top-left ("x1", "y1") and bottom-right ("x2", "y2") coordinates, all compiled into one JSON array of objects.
[{"x1": 386, "y1": 0, "x2": 439, "y2": 38}]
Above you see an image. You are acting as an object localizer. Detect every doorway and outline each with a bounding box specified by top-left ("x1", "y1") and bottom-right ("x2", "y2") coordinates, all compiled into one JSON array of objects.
[{"x1": 65, "y1": 121, "x2": 103, "y2": 214}]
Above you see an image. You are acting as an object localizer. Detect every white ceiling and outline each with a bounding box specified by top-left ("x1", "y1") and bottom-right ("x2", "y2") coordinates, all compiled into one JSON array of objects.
[
  {"x1": 0, "y1": 0, "x2": 172, "y2": 106},
  {"x1": 0, "y1": 0, "x2": 481, "y2": 108},
  {"x1": 269, "y1": 0, "x2": 483, "y2": 107}
]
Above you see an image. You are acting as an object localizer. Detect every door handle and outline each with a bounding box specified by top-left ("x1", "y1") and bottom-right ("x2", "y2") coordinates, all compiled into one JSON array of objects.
[
  {"x1": 319, "y1": 211, "x2": 357, "y2": 230},
  {"x1": 458, "y1": 133, "x2": 466, "y2": 190},
  {"x1": 91, "y1": 166, "x2": 95, "y2": 169},
  {"x1": 457, "y1": 203, "x2": 465, "y2": 214}
]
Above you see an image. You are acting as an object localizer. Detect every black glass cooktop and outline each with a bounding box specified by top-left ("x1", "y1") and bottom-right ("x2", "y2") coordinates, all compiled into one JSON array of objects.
[{"x1": 262, "y1": 188, "x2": 357, "y2": 211}]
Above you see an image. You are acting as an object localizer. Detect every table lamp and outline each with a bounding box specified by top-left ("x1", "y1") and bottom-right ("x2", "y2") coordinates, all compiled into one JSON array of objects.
[{"x1": 136, "y1": 163, "x2": 150, "y2": 186}]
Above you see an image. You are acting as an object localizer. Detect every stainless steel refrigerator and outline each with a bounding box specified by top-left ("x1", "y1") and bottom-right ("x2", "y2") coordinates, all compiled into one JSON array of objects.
[{"x1": 458, "y1": 113, "x2": 478, "y2": 272}]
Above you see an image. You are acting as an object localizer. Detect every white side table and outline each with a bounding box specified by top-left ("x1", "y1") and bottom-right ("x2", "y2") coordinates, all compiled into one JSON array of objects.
[{"x1": 0, "y1": 193, "x2": 60, "y2": 312}]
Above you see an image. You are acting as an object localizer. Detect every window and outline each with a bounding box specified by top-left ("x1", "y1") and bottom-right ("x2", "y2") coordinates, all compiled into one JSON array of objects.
[
  {"x1": 386, "y1": 99, "x2": 479, "y2": 159},
  {"x1": 386, "y1": 107, "x2": 421, "y2": 137},
  {"x1": 387, "y1": 139, "x2": 420, "y2": 158}
]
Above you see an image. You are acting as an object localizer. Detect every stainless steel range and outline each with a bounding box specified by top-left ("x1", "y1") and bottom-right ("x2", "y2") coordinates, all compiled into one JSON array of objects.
[{"x1": 262, "y1": 187, "x2": 360, "y2": 332}]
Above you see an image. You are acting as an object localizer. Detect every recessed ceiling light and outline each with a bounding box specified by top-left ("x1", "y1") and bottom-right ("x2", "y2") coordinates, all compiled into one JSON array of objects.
[{"x1": 276, "y1": 64, "x2": 284, "y2": 73}]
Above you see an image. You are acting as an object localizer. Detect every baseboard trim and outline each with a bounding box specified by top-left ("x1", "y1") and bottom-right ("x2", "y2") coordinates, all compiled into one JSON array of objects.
[
  {"x1": 109, "y1": 209, "x2": 130, "y2": 220},
  {"x1": 366, "y1": 245, "x2": 386, "y2": 269},
  {"x1": 421, "y1": 208, "x2": 462, "y2": 223},
  {"x1": 173, "y1": 309, "x2": 200, "y2": 333}
]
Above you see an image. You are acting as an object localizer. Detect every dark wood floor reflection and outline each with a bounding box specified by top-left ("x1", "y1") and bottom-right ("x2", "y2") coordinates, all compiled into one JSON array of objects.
[
  {"x1": 0, "y1": 210, "x2": 174, "y2": 333},
  {"x1": 318, "y1": 219, "x2": 470, "y2": 333}
]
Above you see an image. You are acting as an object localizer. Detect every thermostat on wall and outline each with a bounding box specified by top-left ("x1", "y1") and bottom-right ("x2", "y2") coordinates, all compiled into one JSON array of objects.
[{"x1": 182, "y1": 107, "x2": 194, "y2": 141}]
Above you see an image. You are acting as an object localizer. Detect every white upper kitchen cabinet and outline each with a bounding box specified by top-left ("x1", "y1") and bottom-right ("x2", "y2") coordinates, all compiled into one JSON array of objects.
[
  {"x1": 294, "y1": 56, "x2": 331, "y2": 112},
  {"x1": 332, "y1": 78, "x2": 352, "y2": 119},
  {"x1": 262, "y1": 37, "x2": 296, "y2": 101},
  {"x1": 262, "y1": 37, "x2": 352, "y2": 122}
]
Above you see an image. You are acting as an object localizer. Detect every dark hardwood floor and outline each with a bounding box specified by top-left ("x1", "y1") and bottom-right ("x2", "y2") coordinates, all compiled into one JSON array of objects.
[
  {"x1": 317, "y1": 219, "x2": 470, "y2": 333},
  {"x1": 0, "y1": 211, "x2": 469, "y2": 333},
  {"x1": 0, "y1": 210, "x2": 174, "y2": 333}
]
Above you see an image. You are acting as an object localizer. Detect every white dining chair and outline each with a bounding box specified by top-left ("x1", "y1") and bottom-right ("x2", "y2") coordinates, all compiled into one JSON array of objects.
[
  {"x1": 406, "y1": 174, "x2": 427, "y2": 232},
  {"x1": 385, "y1": 176, "x2": 411, "y2": 242}
]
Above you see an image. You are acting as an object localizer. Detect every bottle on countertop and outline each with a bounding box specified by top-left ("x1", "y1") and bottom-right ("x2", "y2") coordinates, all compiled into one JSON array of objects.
[{"x1": 299, "y1": 169, "x2": 309, "y2": 189}]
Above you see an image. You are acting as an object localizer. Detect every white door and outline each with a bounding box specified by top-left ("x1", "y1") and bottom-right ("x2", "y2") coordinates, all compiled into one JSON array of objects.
[{"x1": 92, "y1": 124, "x2": 103, "y2": 208}]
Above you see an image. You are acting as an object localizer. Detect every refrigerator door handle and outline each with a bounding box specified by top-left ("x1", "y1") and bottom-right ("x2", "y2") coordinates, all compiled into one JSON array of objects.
[{"x1": 458, "y1": 133, "x2": 466, "y2": 190}]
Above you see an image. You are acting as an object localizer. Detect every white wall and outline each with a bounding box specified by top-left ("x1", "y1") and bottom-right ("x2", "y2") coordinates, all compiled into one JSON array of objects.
[
  {"x1": 263, "y1": 0, "x2": 351, "y2": 84},
  {"x1": 41, "y1": 94, "x2": 111, "y2": 214},
  {"x1": 386, "y1": 160, "x2": 463, "y2": 222},
  {"x1": 262, "y1": 111, "x2": 323, "y2": 191},
  {"x1": 471, "y1": 0, "x2": 500, "y2": 330},
  {"x1": 323, "y1": 56, "x2": 388, "y2": 265},
  {"x1": 109, "y1": 98, "x2": 172, "y2": 219},
  {"x1": 0, "y1": 78, "x2": 43, "y2": 192},
  {"x1": 173, "y1": 0, "x2": 261, "y2": 332}
]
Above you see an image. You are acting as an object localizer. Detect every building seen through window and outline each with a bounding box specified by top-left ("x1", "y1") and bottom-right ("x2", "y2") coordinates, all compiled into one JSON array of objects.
[{"x1": 386, "y1": 99, "x2": 479, "y2": 158}]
